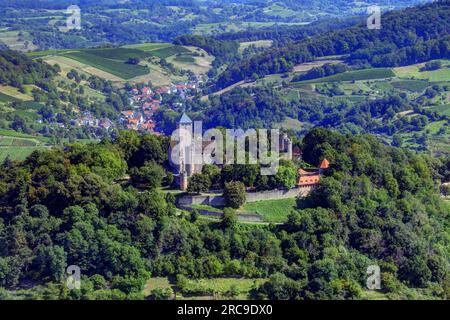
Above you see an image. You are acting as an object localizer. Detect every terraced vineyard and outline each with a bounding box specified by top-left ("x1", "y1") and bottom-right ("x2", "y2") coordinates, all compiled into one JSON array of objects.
[
  {"x1": 28, "y1": 43, "x2": 212, "y2": 84},
  {"x1": 0, "y1": 132, "x2": 49, "y2": 161},
  {"x1": 61, "y1": 51, "x2": 150, "y2": 80}
]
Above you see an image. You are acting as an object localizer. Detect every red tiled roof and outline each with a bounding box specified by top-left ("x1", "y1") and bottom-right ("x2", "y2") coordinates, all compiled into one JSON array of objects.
[
  {"x1": 319, "y1": 159, "x2": 330, "y2": 169},
  {"x1": 298, "y1": 173, "x2": 321, "y2": 186}
]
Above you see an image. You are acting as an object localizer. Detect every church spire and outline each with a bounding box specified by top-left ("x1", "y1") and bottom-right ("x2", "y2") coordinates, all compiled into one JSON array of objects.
[{"x1": 179, "y1": 112, "x2": 192, "y2": 124}]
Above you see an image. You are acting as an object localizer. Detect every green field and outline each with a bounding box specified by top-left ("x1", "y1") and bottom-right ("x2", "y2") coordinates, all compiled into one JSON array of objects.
[
  {"x1": 179, "y1": 278, "x2": 266, "y2": 299},
  {"x1": 61, "y1": 51, "x2": 150, "y2": 79},
  {"x1": 123, "y1": 43, "x2": 173, "y2": 51},
  {"x1": 149, "y1": 46, "x2": 190, "y2": 59},
  {"x1": 240, "y1": 198, "x2": 297, "y2": 223},
  {"x1": 0, "y1": 145, "x2": 49, "y2": 161},
  {"x1": 28, "y1": 44, "x2": 196, "y2": 82},
  {"x1": 0, "y1": 92, "x2": 20, "y2": 103},
  {"x1": 173, "y1": 53, "x2": 196, "y2": 63},
  {"x1": 394, "y1": 60, "x2": 450, "y2": 81},
  {"x1": 27, "y1": 49, "x2": 76, "y2": 59},
  {"x1": 428, "y1": 104, "x2": 450, "y2": 116},
  {"x1": 263, "y1": 4, "x2": 297, "y2": 18},
  {"x1": 238, "y1": 40, "x2": 273, "y2": 53},
  {"x1": 83, "y1": 48, "x2": 149, "y2": 60},
  {"x1": 0, "y1": 130, "x2": 51, "y2": 161},
  {"x1": 143, "y1": 277, "x2": 266, "y2": 300},
  {"x1": 391, "y1": 80, "x2": 432, "y2": 92},
  {"x1": 293, "y1": 68, "x2": 396, "y2": 84}
]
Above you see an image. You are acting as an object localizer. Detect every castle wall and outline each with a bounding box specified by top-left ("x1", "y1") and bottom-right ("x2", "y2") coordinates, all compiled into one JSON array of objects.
[{"x1": 176, "y1": 186, "x2": 314, "y2": 207}]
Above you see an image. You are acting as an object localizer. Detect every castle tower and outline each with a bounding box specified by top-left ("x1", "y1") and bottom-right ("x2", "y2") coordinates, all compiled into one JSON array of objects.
[
  {"x1": 319, "y1": 158, "x2": 330, "y2": 174},
  {"x1": 178, "y1": 113, "x2": 193, "y2": 176},
  {"x1": 287, "y1": 138, "x2": 293, "y2": 160},
  {"x1": 180, "y1": 170, "x2": 188, "y2": 191}
]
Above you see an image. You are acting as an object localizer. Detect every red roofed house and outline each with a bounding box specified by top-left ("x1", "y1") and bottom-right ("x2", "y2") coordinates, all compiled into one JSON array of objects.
[
  {"x1": 297, "y1": 159, "x2": 330, "y2": 187},
  {"x1": 142, "y1": 87, "x2": 152, "y2": 95}
]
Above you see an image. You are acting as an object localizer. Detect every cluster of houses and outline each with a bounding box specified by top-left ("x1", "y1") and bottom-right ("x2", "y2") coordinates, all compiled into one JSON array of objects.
[
  {"x1": 69, "y1": 76, "x2": 201, "y2": 134},
  {"x1": 71, "y1": 111, "x2": 113, "y2": 130},
  {"x1": 121, "y1": 80, "x2": 199, "y2": 132}
]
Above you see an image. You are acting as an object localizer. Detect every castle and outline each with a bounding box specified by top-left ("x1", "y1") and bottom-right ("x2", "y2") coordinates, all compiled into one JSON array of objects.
[{"x1": 170, "y1": 113, "x2": 293, "y2": 190}]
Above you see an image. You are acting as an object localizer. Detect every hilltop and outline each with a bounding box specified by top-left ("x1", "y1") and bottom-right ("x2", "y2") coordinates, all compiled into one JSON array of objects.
[{"x1": 0, "y1": 0, "x2": 430, "y2": 52}]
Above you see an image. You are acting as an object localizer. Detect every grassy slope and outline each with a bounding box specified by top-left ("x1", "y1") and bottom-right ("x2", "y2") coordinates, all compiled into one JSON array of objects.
[
  {"x1": 240, "y1": 198, "x2": 297, "y2": 223},
  {"x1": 143, "y1": 277, "x2": 267, "y2": 300},
  {"x1": 30, "y1": 43, "x2": 206, "y2": 84},
  {"x1": 292, "y1": 68, "x2": 396, "y2": 85},
  {"x1": 61, "y1": 51, "x2": 149, "y2": 80}
]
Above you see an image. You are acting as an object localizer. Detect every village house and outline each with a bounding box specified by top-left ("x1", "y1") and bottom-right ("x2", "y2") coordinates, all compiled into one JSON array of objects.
[{"x1": 297, "y1": 159, "x2": 330, "y2": 187}]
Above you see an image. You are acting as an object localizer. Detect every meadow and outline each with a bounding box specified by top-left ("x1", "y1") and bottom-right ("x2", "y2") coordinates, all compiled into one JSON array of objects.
[
  {"x1": 61, "y1": 51, "x2": 150, "y2": 80},
  {"x1": 29, "y1": 43, "x2": 205, "y2": 83},
  {"x1": 0, "y1": 134, "x2": 49, "y2": 161},
  {"x1": 0, "y1": 92, "x2": 19, "y2": 103},
  {"x1": 391, "y1": 80, "x2": 432, "y2": 92},
  {"x1": 238, "y1": 40, "x2": 273, "y2": 53},
  {"x1": 394, "y1": 60, "x2": 450, "y2": 78},
  {"x1": 0, "y1": 85, "x2": 33, "y2": 101},
  {"x1": 143, "y1": 277, "x2": 267, "y2": 300},
  {"x1": 239, "y1": 198, "x2": 297, "y2": 223},
  {"x1": 428, "y1": 104, "x2": 450, "y2": 117},
  {"x1": 293, "y1": 68, "x2": 396, "y2": 84}
]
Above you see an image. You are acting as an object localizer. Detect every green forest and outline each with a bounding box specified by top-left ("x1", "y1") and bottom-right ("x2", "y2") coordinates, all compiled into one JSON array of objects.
[
  {"x1": 0, "y1": 0, "x2": 449, "y2": 302},
  {"x1": 0, "y1": 129, "x2": 448, "y2": 299}
]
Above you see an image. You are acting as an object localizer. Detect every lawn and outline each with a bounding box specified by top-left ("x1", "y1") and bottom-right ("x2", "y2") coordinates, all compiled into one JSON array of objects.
[
  {"x1": 240, "y1": 198, "x2": 297, "y2": 223},
  {"x1": 190, "y1": 204, "x2": 224, "y2": 213}
]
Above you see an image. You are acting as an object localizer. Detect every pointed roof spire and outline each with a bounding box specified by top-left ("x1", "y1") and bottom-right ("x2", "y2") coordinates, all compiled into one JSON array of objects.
[
  {"x1": 179, "y1": 113, "x2": 192, "y2": 124},
  {"x1": 319, "y1": 159, "x2": 330, "y2": 169}
]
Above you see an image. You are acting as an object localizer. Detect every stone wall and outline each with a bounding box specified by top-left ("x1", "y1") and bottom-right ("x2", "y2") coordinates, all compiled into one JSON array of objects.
[
  {"x1": 176, "y1": 186, "x2": 314, "y2": 207},
  {"x1": 177, "y1": 195, "x2": 226, "y2": 206},
  {"x1": 180, "y1": 205, "x2": 263, "y2": 222},
  {"x1": 246, "y1": 187, "x2": 313, "y2": 202}
]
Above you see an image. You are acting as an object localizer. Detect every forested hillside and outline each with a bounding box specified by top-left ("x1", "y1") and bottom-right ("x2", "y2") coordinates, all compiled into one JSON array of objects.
[
  {"x1": 0, "y1": 0, "x2": 432, "y2": 51},
  {"x1": 0, "y1": 50, "x2": 59, "y2": 89},
  {"x1": 0, "y1": 128, "x2": 447, "y2": 299},
  {"x1": 215, "y1": 1, "x2": 450, "y2": 89}
]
